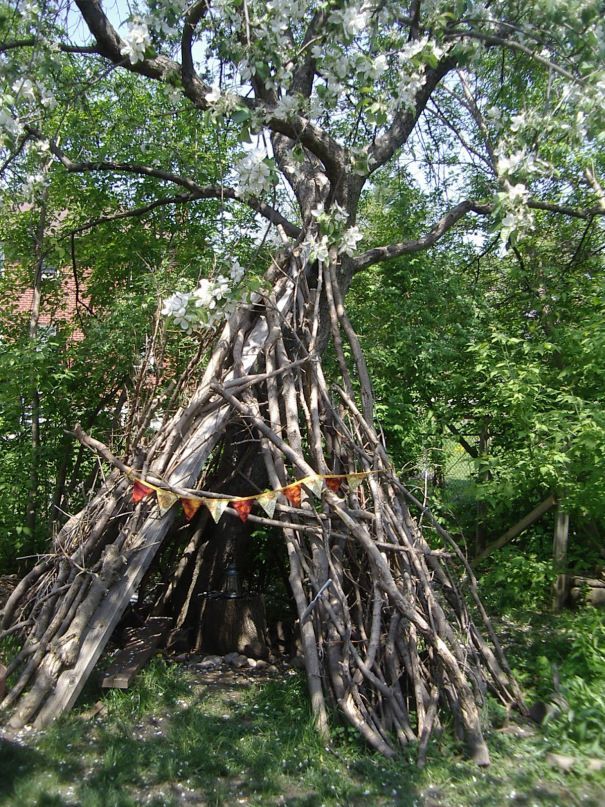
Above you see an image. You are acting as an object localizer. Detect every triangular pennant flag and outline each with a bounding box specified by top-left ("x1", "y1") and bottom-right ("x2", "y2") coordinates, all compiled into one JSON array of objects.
[
  {"x1": 347, "y1": 472, "x2": 365, "y2": 491},
  {"x1": 205, "y1": 497, "x2": 230, "y2": 524},
  {"x1": 132, "y1": 480, "x2": 154, "y2": 503},
  {"x1": 156, "y1": 488, "x2": 179, "y2": 515},
  {"x1": 256, "y1": 490, "x2": 278, "y2": 518},
  {"x1": 304, "y1": 476, "x2": 323, "y2": 498},
  {"x1": 325, "y1": 476, "x2": 343, "y2": 493},
  {"x1": 232, "y1": 498, "x2": 253, "y2": 523},
  {"x1": 181, "y1": 496, "x2": 203, "y2": 521},
  {"x1": 283, "y1": 483, "x2": 302, "y2": 507}
]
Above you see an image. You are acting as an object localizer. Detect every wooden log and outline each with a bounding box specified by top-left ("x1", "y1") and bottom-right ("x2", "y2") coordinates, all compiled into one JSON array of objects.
[{"x1": 101, "y1": 617, "x2": 172, "y2": 689}]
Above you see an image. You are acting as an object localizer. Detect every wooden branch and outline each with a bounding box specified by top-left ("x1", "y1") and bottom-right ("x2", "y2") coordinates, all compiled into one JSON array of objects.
[
  {"x1": 27, "y1": 129, "x2": 300, "y2": 237},
  {"x1": 0, "y1": 39, "x2": 97, "y2": 55},
  {"x1": 73, "y1": 0, "x2": 344, "y2": 178},
  {"x1": 68, "y1": 193, "x2": 200, "y2": 234},
  {"x1": 181, "y1": 0, "x2": 210, "y2": 85},
  {"x1": 352, "y1": 195, "x2": 604, "y2": 272},
  {"x1": 352, "y1": 200, "x2": 492, "y2": 272},
  {"x1": 367, "y1": 56, "x2": 457, "y2": 173},
  {"x1": 70, "y1": 424, "x2": 131, "y2": 476},
  {"x1": 474, "y1": 494, "x2": 556, "y2": 565},
  {"x1": 445, "y1": 29, "x2": 578, "y2": 83}
]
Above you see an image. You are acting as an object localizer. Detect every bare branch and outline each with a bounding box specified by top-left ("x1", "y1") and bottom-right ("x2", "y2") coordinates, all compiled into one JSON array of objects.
[
  {"x1": 68, "y1": 193, "x2": 200, "y2": 235},
  {"x1": 26, "y1": 127, "x2": 300, "y2": 236},
  {"x1": 367, "y1": 56, "x2": 457, "y2": 173},
  {"x1": 0, "y1": 39, "x2": 97, "y2": 55},
  {"x1": 351, "y1": 200, "x2": 492, "y2": 272},
  {"x1": 445, "y1": 29, "x2": 578, "y2": 83},
  {"x1": 352, "y1": 193, "x2": 605, "y2": 273},
  {"x1": 181, "y1": 0, "x2": 210, "y2": 86}
]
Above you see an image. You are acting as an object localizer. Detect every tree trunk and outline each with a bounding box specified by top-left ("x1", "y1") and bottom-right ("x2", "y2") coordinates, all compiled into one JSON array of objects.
[
  {"x1": 25, "y1": 193, "x2": 49, "y2": 542},
  {"x1": 0, "y1": 248, "x2": 524, "y2": 765}
]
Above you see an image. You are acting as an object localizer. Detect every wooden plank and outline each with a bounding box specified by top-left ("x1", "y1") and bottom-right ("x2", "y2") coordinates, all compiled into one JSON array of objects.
[
  {"x1": 553, "y1": 505, "x2": 570, "y2": 611},
  {"x1": 101, "y1": 617, "x2": 172, "y2": 689},
  {"x1": 474, "y1": 494, "x2": 556, "y2": 566}
]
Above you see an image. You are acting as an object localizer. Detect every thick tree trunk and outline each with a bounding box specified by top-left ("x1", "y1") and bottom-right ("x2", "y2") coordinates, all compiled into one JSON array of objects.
[{"x1": 0, "y1": 248, "x2": 523, "y2": 764}]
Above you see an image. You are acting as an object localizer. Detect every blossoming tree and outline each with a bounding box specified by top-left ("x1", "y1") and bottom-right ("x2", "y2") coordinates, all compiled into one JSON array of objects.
[{"x1": 1, "y1": 0, "x2": 603, "y2": 763}]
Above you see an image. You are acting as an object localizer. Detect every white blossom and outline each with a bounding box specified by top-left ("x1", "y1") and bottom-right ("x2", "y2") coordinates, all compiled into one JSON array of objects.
[
  {"x1": 272, "y1": 94, "x2": 299, "y2": 121},
  {"x1": 496, "y1": 149, "x2": 530, "y2": 177},
  {"x1": 192, "y1": 279, "x2": 213, "y2": 308},
  {"x1": 304, "y1": 234, "x2": 330, "y2": 263},
  {"x1": 12, "y1": 78, "x2": 36, "y2": 103},
  {"x1": 229, "y1": 260, "x2": 245, "y2": 283},
  {"x1": 507, "y1": 183, "x2": 529, "y2": 204},
  {"x1": 0, "y1": 107, "x2": 22, "y2": 138},
  {"x1": 339, "y1": 226, "x2": 363, "y2": 255},
  {"x1": 234, "y1": 151, "x2": 273, "y2": 197},
  {"x1": 120, "y1": 20, "x2": 151, "y2": 65},
  {"x1": 205, "y1": 88, "x2": 222, "y2": 105},
  {"x1": 370, "y1": 54, "x2": 388, "y2": 79}
]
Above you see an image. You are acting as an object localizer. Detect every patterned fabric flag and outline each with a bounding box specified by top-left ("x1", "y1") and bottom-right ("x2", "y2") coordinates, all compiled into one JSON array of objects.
[
  {"x1": 181, "y1": 497, "x2": 204, "y2": 521},
  {"x1": 132, "y1": 480, "x2": 154, "y2": 503},
  {"x1": 283, "y1": 483, "x2": 302, "y2": 507},
  {"x1": 156, "y1": 488, "x2": 179, "y2": 515},
  {"x1": 232, "y1": 499, "x2": 253, "y2": 523},
  {"x1": 256, "y1": 491, "x2": 278, "y2": 518},
  {"x1": 204, "y1": 497, "x2": 230, "y2": 524},
  {"x1": 304, "y1": 476, "x2": 323, "y2": 498},
  {"x1": 325, "y1": 476, "x2": 343, "y2": 493},
  {"x1": 347, "y1": 473, "x2": 365, "y2": 491}
]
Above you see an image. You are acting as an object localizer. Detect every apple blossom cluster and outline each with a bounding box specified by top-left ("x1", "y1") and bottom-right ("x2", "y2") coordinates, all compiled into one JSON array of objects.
[
  {"x1": 303, "y1": 203, "x2": 363, "y2": 263},
  {"x1": 496, "y1": 183, "x2": 534, "y2": 249},
  {"x1": 233, "y1": 152, "x2": 274, "y2": 198},
  {"x1": 161, "y1": 261, "x2": 246, "y2": 334},
  {"x1": 120, "y1": 19, "x2": 152, "y2": 65},
  {"x1": 0, "y1": 76, "x2": 55, "y2": 148}
]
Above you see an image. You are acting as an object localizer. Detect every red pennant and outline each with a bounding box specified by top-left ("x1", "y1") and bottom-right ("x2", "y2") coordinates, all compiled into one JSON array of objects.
[
  {"x1": 283, "y1": 483, "x2": 302, "y2": 507},
  {"x1": 181, "y1": 497, "x2": 203, "y2": 521},
  {"x1": 326, "y1": 476, "x2": 343, "y2": 493},
  {"x1": 132, "y1": 480, "x2": 154, "y2": 503},
  {"x1": 232, "y1": 499, "x2": 253, "y2": 523}
]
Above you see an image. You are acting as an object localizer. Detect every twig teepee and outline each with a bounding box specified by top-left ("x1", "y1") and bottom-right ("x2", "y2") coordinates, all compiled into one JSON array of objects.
[{"x1": 1, "y1": 246, "x2": 523, "y2": 765}]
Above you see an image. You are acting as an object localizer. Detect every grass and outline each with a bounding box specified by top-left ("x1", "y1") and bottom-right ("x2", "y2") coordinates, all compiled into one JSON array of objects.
[
  {"x1": 1, "y1": 610, "x2": 604, "y2": 807},
  {"x1": 1, "y1": 531, "x2": 604, "y2": 806}
]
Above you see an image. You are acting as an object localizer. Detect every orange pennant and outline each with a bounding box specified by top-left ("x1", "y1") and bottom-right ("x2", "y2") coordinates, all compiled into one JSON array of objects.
[
  {"x1": 325, "y1": 476, "x2": 343, "y2": 493},
  {"x1": 232, "y1": 499, "x2": 253, "y2": 523},
  {"x1": 132, "y1": 480, "x2": 154, "y2": 503},
  {"x1": 181, "y1": 497, "x2": 203, "y2": 521},
  {"x1": 283, "y1": 483, "x2": 302, "y2": 507}
]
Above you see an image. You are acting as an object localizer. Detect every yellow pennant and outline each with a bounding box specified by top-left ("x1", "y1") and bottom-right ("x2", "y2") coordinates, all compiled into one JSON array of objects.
[
  {"x1": 156, "y1": 488, "x2": 179, "y2": 515},
  {"x1": 205, "y1": 497, "x2": 230, "y2": 524},
  {"x1": 347, "y1": 473, "x2": 366, "y2": 491},
  {"x1": 304, "y1": 476, "x2": 323, "y2": 498},
  {"x1": 256, "y1": 490, "x2": 278, "y2": 518}
]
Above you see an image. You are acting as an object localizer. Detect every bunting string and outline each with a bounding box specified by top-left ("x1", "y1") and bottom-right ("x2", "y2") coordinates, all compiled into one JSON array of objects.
[{"x1": 126, "y1": 468, "x2": 382, "y2": 523}]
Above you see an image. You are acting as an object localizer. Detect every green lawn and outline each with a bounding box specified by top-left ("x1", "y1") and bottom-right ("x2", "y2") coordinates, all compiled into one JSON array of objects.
[{"x1": 1, "y1": 605, "x2": 604, "y2": 807}]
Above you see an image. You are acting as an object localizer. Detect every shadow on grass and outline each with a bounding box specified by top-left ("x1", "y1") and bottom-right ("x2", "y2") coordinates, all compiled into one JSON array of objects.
[{"x1": 1, "y1": 662, "x2": 604, "y2": 806}]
